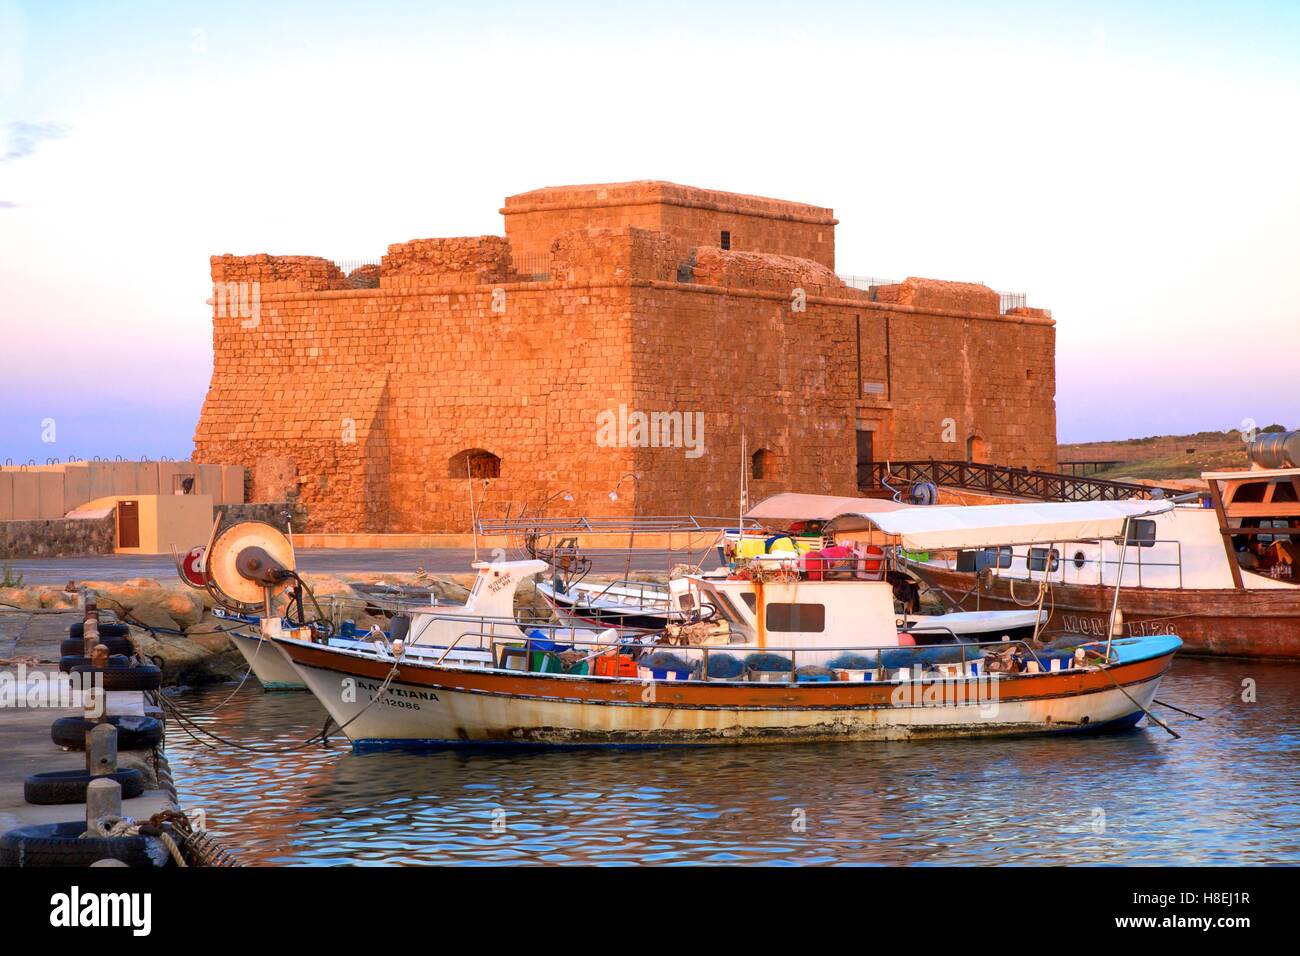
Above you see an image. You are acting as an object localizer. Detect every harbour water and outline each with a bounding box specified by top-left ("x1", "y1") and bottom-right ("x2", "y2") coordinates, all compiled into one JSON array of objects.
[{"x1": 165, "y1": 657, "x2": 1300, "y2": 866}]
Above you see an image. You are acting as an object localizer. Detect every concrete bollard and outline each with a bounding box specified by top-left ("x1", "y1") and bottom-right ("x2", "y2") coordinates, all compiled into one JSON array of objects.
[
  {"x1": 82, "y1": 588, "x2": 100, "y2": 656},
  {"x1": 88, "y1": 723, "x2": 118, "y2": 777},
  {"x1": 85, "y1": 777, "x2": 122, "y2": 832}
]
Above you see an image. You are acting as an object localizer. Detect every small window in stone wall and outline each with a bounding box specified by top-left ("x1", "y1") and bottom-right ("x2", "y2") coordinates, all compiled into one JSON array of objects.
[
  {"x1": 720, "y1": 230, "x2": 731, "y2": 250},
  {"x1": 449, "y1": 448, "x2": 501, "y2": 479},
  {"x1": 752, "y1": 448, "x2": 774, "y2": 480}
]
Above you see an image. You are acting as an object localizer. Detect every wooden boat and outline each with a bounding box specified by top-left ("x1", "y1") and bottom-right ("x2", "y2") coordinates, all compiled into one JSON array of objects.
[
  {"x1": 272, "y1": 632, "x2": 1179, "y2": 748},
  {"x1": 272, "y1": 500, "x2": 1183, "y2": 748},
  {"x1": 907, "y1": 451, "x2": 1300, "y2": 659}
]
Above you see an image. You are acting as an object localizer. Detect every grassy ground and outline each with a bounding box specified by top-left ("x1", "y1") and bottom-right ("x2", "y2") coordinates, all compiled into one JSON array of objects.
[
  {"x1": 1089, "y1": 447, "x2": 1249, "y2": 481},
  {"x1": 1062, "y1": 429, "x2": 1260, "y2": 481}
]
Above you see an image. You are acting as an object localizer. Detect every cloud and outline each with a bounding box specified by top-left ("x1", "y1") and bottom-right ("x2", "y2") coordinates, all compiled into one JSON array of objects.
[{"x1": 1, "y1": 121, "x2": 66, "y2": 162}]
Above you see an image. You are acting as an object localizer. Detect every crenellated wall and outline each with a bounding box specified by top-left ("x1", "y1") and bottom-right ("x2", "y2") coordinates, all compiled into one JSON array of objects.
[{"x1": 194, "y1": 181, "x2": 1057, "y2": 532}]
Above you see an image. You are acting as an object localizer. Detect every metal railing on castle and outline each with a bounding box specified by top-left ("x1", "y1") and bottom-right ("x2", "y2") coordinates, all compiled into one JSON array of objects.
[
  {"x1": 837, "y1": 275, "x2": 1030, "y2": 315},
  {"x1": 866, "y1": 460, "x2": 1192, "y2": 503}
]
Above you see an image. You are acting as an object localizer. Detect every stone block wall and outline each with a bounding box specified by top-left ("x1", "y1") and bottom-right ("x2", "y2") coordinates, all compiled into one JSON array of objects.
[
  {"x1": 195, "y1": 181, "x2": 1057, "y2": 532},
  {"x1": 0, "y1": 513, "x2": 116, "y2": 560},
  {"x1": 503, "y1": 180, "x2": 838, "y2": 268}
]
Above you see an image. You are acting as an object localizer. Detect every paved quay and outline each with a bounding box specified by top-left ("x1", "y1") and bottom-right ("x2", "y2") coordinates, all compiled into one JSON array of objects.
[{"x1": 1, "y1": 609, "x2": 173, "y2": 835}]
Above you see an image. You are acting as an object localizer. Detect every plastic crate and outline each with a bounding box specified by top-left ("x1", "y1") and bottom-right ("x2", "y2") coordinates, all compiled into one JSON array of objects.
[{"x1": 593, "y1": 654, "x2": 638, "y2": 678}]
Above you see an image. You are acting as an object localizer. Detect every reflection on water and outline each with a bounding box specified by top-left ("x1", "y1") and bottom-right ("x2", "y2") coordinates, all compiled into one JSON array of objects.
[{"x1": 165, "y1": 658, "x2": 1300, "y2": 866}]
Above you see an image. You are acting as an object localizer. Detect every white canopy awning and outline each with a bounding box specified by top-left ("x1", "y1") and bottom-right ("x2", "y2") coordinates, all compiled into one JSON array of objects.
[
  {"x1": 746, "y1": 492, "x2": 911, "y2": 524},
  {"x1": 827, "y1": 499, "x2": 1175, "y2": 551}
]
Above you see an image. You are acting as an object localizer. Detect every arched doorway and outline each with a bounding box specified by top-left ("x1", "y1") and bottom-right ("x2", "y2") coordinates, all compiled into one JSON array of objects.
[{"x1": 966, "y1": 434, "x2": 987, "y2": 463}]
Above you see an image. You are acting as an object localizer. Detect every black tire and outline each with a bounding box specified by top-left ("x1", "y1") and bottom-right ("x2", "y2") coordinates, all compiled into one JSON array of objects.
[
  {"x1": 0, "y1": 821, "x2": 175, "y2": 867},
  {"x1": 58, "y1": 653, "x2": 131, "y2": 674},
  {"x1": 24, "y1": 768, "x2": 145, "y2": 805},
  {"x1": 50, "y1": 715, "x2": 164, "y2": 751},
  {"x1": 60, "y1": 636, "x2": 134, "y2": 657},
  {"x1": 70, "y1": 664, "x2": 162, "y2": 692},
  {"x1": 69, "y1": 622, "x2": 130, "y2": 640}
]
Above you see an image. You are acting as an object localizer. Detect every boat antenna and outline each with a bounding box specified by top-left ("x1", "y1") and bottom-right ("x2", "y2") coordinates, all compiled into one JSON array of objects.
[
  {"x1": 468, "y1": 457, "x2": 478, "y2": 562},
  {"x1": 739, "y1": 429, "x2": 748, "y2": 544}
]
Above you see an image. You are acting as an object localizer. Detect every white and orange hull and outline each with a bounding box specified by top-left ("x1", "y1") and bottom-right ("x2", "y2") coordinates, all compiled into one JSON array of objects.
[
  {"x1": 229, "y1": 631, "x2": 307, "y2": 690},
  {"x1": 273, "y1": 635, "x2": 1179, "y2": 749}
]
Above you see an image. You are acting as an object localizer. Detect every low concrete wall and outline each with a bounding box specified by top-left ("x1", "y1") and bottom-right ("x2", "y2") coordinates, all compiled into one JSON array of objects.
[
  {"x1": 0, "y1": 462, "x2": 247, "y2": 519},
  {"x1": 0, "y1": 513, "x2": 117, "y2": 560}
]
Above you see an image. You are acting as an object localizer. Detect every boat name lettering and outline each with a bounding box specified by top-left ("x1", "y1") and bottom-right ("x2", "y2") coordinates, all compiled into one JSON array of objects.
[
  {"x1": 1059, "y1": 614, "x2": 1176, "y2": 637},
  {"x1": 356, "y1": 680, "x2": 439, "y2": 702}
]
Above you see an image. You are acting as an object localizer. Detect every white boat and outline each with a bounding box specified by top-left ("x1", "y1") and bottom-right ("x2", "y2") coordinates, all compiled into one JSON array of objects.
[{"x1": 225, "y1": 559, "x2": 564, "y2": 690}]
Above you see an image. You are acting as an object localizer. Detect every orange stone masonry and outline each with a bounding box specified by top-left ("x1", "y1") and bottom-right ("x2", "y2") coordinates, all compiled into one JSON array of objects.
[{"x1": 194, "y1": 180, "x2": 1057, "y2": 532}]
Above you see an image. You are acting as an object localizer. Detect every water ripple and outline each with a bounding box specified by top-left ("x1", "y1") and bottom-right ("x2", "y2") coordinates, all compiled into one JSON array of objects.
[{"x1": 164, "y1": 658, "x2": 1300, "y2": 865}]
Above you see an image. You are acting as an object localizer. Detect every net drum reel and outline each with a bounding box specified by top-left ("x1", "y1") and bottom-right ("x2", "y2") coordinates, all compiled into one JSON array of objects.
[
  {"x1": 205, "y1": 521, "x2": 297, "y2": 616},
  {"x1": 172, "y1": 514, "x2": 298, "y2": 618}
]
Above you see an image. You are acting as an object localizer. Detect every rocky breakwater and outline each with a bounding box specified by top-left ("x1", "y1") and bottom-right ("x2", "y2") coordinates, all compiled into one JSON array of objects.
[{"x1": 1, "y1": 573, "x2": 560, "y2": 685}]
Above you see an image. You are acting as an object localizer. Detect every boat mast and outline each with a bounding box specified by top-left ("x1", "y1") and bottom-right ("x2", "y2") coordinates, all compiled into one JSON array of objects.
[{"x1": 1105, "y1": 518, "x2": 1130, "y2": 657}]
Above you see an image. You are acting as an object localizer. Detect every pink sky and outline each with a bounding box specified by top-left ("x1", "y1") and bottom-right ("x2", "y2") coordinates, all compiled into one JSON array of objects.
[{"x1": 2, "y1": 2, "x2": 1297, "y2": 462}]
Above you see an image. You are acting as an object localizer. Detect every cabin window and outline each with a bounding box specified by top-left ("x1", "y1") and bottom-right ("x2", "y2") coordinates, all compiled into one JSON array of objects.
[
  {"x1": 716, "y1": 593, "x2": 750, "y2": 623},
  {"x1": 740, "y1": 593, "x2": 757, "y2": 612},
  {"x1": 1125, "y1": 519, "x2": 1157, "y2": 548},
  {"x1": 1256, "y1": 519, "x2": 1295, "y2": 545},
  {"x1": 448, "y1": 448, "x2": 501, "y2": 479},
  {"x1": 979, "y1": 546, "x2": 1013, "y2": 569},
  {"x1": 766, "y1": 602, "x2": 826, "y2": 632},
  {"x1": 1027, "y1": 548, "x2": 1060, "y2": 573}
]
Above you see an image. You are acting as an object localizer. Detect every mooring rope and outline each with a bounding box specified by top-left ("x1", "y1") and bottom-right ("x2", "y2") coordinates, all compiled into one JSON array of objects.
[
  {"x1": 1081, "y1": 647, "x2": 1180, "y2": 739},
  {"x1": 158, "y1": 657, "x2": 403, "y2": 755}
]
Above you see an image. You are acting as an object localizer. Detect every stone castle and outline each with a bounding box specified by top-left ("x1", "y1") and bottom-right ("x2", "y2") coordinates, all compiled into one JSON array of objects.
[{"x1": 194, "y1": 180, "x2": 1057, "y2": 532}]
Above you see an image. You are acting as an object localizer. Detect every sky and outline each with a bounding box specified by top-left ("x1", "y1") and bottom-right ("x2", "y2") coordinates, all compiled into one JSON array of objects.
[{"x1": 1, "y1": 0, "x2": 1297, "y2": 464}]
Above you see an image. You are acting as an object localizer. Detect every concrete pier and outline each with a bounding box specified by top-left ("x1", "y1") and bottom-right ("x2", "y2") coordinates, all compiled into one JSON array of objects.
[{"x1": 0, "y1": 607, "x2": 175, "y2": 834}]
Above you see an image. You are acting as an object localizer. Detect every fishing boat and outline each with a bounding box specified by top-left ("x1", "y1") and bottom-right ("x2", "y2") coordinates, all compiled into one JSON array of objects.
[
  {"x1": 271, "y1": 499, "x2": 1183, "y2": 748},
  {"x1": 539, "y1": 493, "x2": 1048, "y2": 648},
  {"x1": 907, "y1": 433, "x2": 1300, "y2": 659}
]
